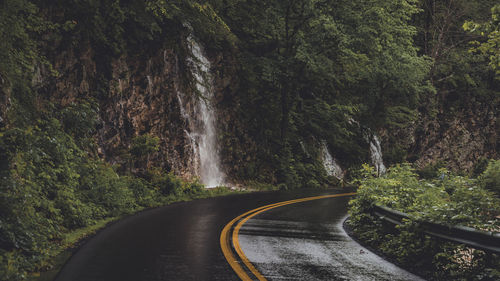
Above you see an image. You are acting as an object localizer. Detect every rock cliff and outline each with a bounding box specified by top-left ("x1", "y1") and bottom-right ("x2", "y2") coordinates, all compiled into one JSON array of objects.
[
  {"x1": 381, "y1": 100, "x2": 498, "y2": 172},
  {"x1": 30, "y1": 28, "x2": 247, "y2": 182}
]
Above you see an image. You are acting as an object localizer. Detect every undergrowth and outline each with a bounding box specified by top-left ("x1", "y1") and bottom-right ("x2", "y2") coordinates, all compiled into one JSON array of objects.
[{"x1": 348, "y1": 163, "x2": 500, "y2": 280}]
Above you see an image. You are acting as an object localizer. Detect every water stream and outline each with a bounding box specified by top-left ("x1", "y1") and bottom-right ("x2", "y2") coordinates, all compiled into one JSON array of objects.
[
  {"x1": 369, "y1": 134, "x2": 386, "y2": 175},
  {"x1": 176, "y1": 31, "x2": 225, "y2": 187},
  {"x1": 320, "y1": 141, "x2": 344, "y2": 180}
]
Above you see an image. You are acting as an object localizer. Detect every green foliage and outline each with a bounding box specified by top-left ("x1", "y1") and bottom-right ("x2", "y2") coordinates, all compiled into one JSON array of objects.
[
  {"x1": 210, "y1": 0, "x2": 431, "y2": 183},
  {"x1": 147, "y1": 168, "x2": 183, "y2": 196},
  {"x1": 349, "y1": 163, "x2": 500, "y2": 280},
  {"x1": 129, "y1": 134, "x2": 160, "y2": 159},
  {"x1": 472, "y1": 157, "x2": 490, "y2": 177},
  {"x1": 382, "y1": 143, "x2": 408, "y2": 166},
  {"x1": 242, "y1": 181, "x2": 278, "y2": 191},
  {"x1": 0, "y1": 114, "x2": 224, "y2": 280},
  {"x1": 480, "y1": 159, "x2": 500, "y2": 196},
  {"x1": 59, "y1": 101, "x2": 98, "y2": 149},
  {"x1": 417, "y1": 161, "x2": 447, "y2": 179},
  {"x1": 0, "y1": 0, "x2": 39, "y2": 86},
  {"x1": 384, "y1": 106, "x2": 418, "y2": 128},
  {"x1": 126, "y1": 177, "x2": 157, "y2": 207},
  {"x1": 0, "y1": 120, "x2": 87, "y2": 278},
  {"x1": 414, "y1": 0, "x2": 499, "y2": 119},
  {"x1": 186, "y1": 2, "x2": 237, "y2": 51},
  {"x1": 306, "y1": 179, "x2": 321, "y2": 189},
  {"x1": 464, "y1": 4, "x2": 500, "y2": 79},
  {"x1": 146, "y1": 0, "x2": 180, "y2": 19}
]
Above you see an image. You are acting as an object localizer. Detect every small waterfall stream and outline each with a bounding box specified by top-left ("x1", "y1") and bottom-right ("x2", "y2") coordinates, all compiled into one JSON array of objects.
[
  {"x1": 369, "y1": 134, "x2": 386, "y2": 175},
  {"x1": 320, "y1": 141, "x2": 344, "y2": 180},
  {"x1": 176, "y1": 31, "x2": 225, "y2": 187}
]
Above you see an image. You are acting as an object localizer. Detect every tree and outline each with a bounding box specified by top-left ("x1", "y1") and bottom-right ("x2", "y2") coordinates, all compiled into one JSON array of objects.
[
  {"x1": 464, "y1": 4, "x2": 500, "y2": 79},
  {"x1": 130, "y1": 134, "x2": 160, "y2": 158},
  {"x1": 413, "y1": 0, "x2": 498, "y2": 101},
  {"x1": 210, "y1": 0, "x2": 430, "y2": 185}
]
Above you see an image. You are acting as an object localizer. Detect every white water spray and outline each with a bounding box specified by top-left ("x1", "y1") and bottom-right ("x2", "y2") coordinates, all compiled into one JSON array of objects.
[
  {"x1": 146, "y1": 75, "x2": 153, "y2": 96},
  {"x1": 177, "y1": 31, "x2": 225, "y2": 187},
  {"x1": 320, "y1": 141, "x2": 344, "y2": 180},
  {"x1": 369, "y1": 135, "x2": 386, "y2": 175}
]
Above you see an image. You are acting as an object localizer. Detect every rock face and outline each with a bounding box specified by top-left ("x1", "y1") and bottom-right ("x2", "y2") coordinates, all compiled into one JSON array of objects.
[
  {"x1": 33, "y1": 30, "x2": 243, "y2": 182},
  {"x1": 99, "y1": 48, "x2": 193, "y2": 177},
  {"x1": 413, "y1": 106, "x2": 498, "y2": 171},
  {"x1": 381, "y1": 102, "x2": 498, "y2": 172},
  {"x1": 3, "y1": 26, "x2": 496, "y2": 181}
]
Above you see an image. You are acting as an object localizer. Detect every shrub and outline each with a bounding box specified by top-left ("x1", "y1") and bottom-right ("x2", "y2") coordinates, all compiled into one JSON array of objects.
[
  {"x1": 128, "y1": 177, "x2": 158, "y2": 207},
  {"x1": 417, "y1": 161, "x2": 446, "y2": 179},
  {"x1": 306, "y1": 179, "x2": 321, "y2": 189},
  {"x1": 480, "y1": 159, "x2": 500, "y2": 196},
  {"x1": 59, "y1": 101, "x2": 98, "y2": 148},
  {"x1": 184, "y1": 179, "x2": 205, "y2": 195},
  {"x1": 0, "y1": 119, "x2": 204, "y2": 279},
  {"x1": 349, "y1": 163, "x2": 500, "y2": 280},
  {"x1": 148, "y1": 168, "x2": 183, "y2": 195},
  {"x1": 129, "y1": 134, "x2": 160, "y2": 159}
]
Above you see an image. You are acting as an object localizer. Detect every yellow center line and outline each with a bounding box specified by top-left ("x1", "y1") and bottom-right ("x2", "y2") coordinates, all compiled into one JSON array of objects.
[
  {"x1": 220, "y1": 201, "x2": 301, "y2": 280},
  {"x1": 220, "y1": 192, "x2": 356, "y2": 281}
]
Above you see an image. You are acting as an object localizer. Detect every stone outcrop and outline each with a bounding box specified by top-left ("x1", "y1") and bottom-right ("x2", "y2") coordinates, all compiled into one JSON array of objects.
[
  {"x1": 381, "y1": 101, "x2": 498, "y2": 172},
  {"x1": 33, "y1": 30, "x2": 246, "y2": 181},
  {"x1": 413, "y1": 105, "x2": 498, "y2": 171}
]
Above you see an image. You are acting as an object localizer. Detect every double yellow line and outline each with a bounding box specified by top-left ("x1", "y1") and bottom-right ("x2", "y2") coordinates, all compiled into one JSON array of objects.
[{"x1": 219, "y1": 192, "x2": 356, "y2": 281}]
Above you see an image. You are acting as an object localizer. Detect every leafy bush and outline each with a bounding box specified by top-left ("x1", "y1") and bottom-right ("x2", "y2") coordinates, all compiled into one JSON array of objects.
[
  {"x1": 147, "y1": 168, "x2": 183, "y2": 196},
  {"x1": 184, "y1": 179, "x2": 205, "y2": 195},
  {"x1": 129, "y1": 135, "x2": 160, "y2": 159},
  {"x1": 0, "y1": 116, "x2": 224, "y2": 280},
  {"x1": 59, "y1": 101, "x2": 99, "y2": 149},
  {"x1": 472, "y1": 157, "x2": 490, "y2": 177},
  {"x1": 480, "y1": 159, "x2": 500, "y2": 196},
  {"x1": 306, "y1": 179, "x2": 321, "y2": 189},
  {"x1": 242, "y1": 180, "x2": 278, "y2": 191},
  {"x1": 127, "y1": 177, "x2": 158, "y2": 207},
  {"x1": 349, "y1": 163, "x2": 500, "y2": 280},
  {"x1": 417, "y1": 161, "x2": 447, "y2": 179}
]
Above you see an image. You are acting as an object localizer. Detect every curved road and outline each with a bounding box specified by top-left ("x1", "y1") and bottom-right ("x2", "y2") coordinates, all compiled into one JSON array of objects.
[
  {"x1": 55, "y1": 188, "x2": 423, "y2": 281},
  {"x1": 237, "y1": 195, "x2": 424, "y2": 280}
]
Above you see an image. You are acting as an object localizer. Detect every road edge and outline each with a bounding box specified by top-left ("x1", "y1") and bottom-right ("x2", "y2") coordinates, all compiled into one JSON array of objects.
[{"x1": 342, "y1": 216, "x2": 428, "y2": 281}]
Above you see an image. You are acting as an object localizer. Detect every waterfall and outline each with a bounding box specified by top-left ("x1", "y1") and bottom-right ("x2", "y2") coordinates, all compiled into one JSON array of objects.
[
  {"x1": 31, "y1": 64, "x2": 43, "y2": 86},
  {"x1": 146, "y1": 75, "x2": 153, "y2": 95},
  {"x1": 176, "y1": 31, "x2": 225, "y2": 188},
  {"x1": 320, "y1": 141, "x2": 344, "y2": 180},
  {"x1": 369, "y1": 134, "x2": 386, "y2": 175},
  {"x1": 299, "y1": 141, "x2": 310, "y2": 157},
  {"x1": 176, "y1": 92, "x2": 190, "y2": 120}
]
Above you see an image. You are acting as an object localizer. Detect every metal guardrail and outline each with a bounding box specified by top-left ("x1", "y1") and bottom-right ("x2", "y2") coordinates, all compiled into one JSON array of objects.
[{"x1": 372, "y1": 204, "x2": 500, "y2": 254}]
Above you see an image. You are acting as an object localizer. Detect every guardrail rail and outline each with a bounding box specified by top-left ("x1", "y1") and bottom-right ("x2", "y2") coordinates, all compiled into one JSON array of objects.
[{"x1": 371, "y1": 204, "x2": 500, "y2": 254}]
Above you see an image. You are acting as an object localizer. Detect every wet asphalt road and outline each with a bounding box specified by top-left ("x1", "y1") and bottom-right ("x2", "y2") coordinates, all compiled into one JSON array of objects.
[
  {"x1": 55, "y1": 188, "x2": 422, "y2": 281},
  {"x1": 239, "y1": 196, "x2": 425, "y2": 281}
]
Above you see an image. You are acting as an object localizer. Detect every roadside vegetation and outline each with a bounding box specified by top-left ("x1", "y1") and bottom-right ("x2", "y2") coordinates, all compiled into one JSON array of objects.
[
  {"x1": 0, "y1": 113, "x2": 237, "y2": 280},
  {"x1": 348, "y1": 161, "x2": 500, "y2": 280}
]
